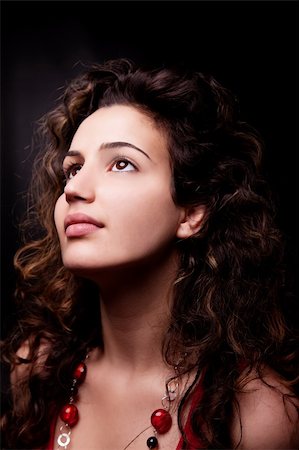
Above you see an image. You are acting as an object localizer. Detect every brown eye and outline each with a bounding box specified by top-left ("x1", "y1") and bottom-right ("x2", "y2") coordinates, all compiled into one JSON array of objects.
[
  {"x1": 65, "y1": 164, "x2": 82, "y2": 180},
  {"x1": 111, "y1": 159, "x2": 135, "y2": 172}
]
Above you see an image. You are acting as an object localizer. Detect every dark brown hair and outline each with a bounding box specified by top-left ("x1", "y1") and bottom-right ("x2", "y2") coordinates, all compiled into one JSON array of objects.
[{"x1": 1, "y1": 58, "x2": 298, "y2": 448}]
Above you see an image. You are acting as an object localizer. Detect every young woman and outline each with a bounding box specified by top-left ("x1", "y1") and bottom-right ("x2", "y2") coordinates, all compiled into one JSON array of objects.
[{"x1": 1, "y1": 58, "x2": 298, "y2": 449}]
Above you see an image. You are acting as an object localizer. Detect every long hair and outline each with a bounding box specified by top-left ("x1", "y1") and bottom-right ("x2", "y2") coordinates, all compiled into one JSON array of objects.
[{"x1": 1, "y1": 58, "x2": 298, "y2": 448}]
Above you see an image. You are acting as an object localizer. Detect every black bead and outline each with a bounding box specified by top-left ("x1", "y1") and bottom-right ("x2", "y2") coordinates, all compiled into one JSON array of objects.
[{"x1": 147, "y1": 436, "x2": 158, "y2": 449}]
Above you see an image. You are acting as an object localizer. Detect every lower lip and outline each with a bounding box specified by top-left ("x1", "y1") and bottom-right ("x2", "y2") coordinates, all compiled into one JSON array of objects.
[{"x1": 65, "y1": 223, "x2": 100, "y2": 237}]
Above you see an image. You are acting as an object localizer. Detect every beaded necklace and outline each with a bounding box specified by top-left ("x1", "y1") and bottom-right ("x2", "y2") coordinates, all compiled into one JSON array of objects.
[{"x1": 56, "y1": 352, "x2": 184, "y2": 450}]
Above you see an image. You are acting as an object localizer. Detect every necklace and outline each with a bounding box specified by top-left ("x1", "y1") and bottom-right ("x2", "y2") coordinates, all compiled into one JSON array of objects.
[{"x1": 56, "y1": 352, "x2": 183, "y2": 450}]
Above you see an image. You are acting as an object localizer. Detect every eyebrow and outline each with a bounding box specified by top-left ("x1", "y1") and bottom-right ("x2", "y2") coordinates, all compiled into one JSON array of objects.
[{"x1": 64, "y1": 141, "x2": 151, "y2": 160}]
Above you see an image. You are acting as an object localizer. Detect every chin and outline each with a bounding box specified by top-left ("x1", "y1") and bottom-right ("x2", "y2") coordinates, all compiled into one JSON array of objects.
[
  {"x1": 62, "y1": 254, "x2": 118, "y2": 275},
  {"x1": 62, "y1": 258, "x2": 102, "y2": 272}
]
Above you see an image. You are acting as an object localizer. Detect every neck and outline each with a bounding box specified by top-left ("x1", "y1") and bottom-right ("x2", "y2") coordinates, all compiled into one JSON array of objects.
[{"x1": 96, "y1": 253, "x2": 179, "y2": 373}]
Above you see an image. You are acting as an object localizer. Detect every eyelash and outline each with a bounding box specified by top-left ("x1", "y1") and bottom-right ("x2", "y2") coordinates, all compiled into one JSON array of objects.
[
  {"x1": 62, "y1": 157, "x2": 137, "y2": 181},
  {"x1": 63, "y1": 163, "x2": 82, "y2": 181},
  {"x1": 110, "y1": 156, "x2": 137, "y2": 172}
]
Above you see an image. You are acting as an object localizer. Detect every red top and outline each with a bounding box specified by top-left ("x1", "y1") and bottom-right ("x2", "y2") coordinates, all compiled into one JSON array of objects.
[
  {"x1": 47, "y1": 380, "x2": 204, "y2": 450},
  {"x1": 176, "y1": 378, "x2": 204, "y2": 449}
]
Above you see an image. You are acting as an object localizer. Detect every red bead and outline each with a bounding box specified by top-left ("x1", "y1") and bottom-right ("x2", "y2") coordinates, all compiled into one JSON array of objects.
[
  {"x1": 151, "y1": 408, "x2": 172, "y2": 434},
  {"x1": 73, "y1": 362, "x2": 87, "y2": 384},
  {"x1": 60, "y1": 403, "x2": 79, "y2": 427}
]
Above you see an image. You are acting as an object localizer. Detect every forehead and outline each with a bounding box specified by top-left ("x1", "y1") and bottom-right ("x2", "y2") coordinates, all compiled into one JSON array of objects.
[{"x1": 70, "y1": 104, "x2": 169, "y2": 157}]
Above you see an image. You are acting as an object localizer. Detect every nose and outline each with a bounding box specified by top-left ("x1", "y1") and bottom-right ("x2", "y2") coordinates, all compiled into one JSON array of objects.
[{"x1": 64, "y1": 165, "x2": 96, "y2": 204}]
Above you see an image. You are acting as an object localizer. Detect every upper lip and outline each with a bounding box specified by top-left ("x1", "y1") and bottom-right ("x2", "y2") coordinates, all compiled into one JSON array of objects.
[{"x1": 64, "y1": 213, "x2": 104, "y2": 230}]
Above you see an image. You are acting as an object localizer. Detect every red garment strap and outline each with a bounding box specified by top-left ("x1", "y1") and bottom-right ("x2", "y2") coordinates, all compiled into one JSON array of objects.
[
  {"x1": 46, "y1": 415, "x2": 57, "y2": 450},
  {"x1": 176, "y1": 375, "x2": 205, "y2": 450}
]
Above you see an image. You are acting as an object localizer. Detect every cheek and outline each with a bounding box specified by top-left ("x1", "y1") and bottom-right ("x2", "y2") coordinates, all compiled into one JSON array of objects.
[
  {"x1": 113, "y1": 185, "x2": 180, "y2": 239},
  {"x1": 54, "y1": 195, "x2": 66, "y2": 238}
]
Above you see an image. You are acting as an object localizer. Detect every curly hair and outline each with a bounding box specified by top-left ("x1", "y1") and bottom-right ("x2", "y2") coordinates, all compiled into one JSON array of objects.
[{"x1": 1, "y1": 58, "x2": 298, "y2": 448}]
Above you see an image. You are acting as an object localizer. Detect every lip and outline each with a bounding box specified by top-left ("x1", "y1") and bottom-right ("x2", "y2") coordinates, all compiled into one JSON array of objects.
[{"x1": 64, "y1": 213, "x2": 104, "y2": 237}]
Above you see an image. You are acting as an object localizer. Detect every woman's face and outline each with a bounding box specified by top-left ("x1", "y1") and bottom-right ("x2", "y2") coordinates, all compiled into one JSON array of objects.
[{"x1": 54, "y1": 104, "x2": 185, "y2": 277}]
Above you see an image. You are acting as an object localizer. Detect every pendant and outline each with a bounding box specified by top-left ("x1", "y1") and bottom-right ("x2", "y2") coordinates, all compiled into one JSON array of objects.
[{"x1": 57, "y1": 425, "x2": 71, "y2": 449}]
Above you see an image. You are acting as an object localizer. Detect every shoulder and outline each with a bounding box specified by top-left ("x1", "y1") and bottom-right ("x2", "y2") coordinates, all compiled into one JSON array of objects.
[{"x1": 231, "y1": 366, "x2": 299, "y2": 449}]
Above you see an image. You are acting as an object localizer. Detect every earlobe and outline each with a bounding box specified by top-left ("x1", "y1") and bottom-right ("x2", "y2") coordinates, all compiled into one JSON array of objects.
[{"x1": 176, "y1": 206, "x2": 206, "y2": 239}]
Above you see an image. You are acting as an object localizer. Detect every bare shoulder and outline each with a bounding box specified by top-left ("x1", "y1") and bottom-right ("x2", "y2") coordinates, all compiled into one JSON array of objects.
[{"x1": 231, "y1": 366, "x2": 299, "y2": 449}]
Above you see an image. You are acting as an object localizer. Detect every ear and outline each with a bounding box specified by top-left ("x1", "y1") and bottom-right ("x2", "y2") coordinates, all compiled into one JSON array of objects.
[{"x1": 176, "y1": 205, "x2": 206, "y2": 239}]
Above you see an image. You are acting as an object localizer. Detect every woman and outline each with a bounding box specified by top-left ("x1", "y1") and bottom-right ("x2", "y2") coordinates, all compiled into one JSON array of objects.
[{"x1": 1, "y1": 58, "x2": 298, "y2": 449}]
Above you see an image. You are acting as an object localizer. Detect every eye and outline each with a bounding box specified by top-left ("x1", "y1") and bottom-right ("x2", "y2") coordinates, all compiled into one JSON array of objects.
[
  {"x1": 111, "y1": 159, "x2": 136, "y2": 172},
  {"x1": 64, "y1": 163, "x2": 83, "y2": 181}
]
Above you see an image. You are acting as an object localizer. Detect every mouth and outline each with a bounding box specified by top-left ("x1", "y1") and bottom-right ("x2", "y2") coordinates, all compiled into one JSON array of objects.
[{"x1": 64, "y1": 213, "x2": 104, "y2": 238}]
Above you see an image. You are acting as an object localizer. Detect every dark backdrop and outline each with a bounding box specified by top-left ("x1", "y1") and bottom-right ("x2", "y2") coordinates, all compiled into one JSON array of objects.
[{"x1": 1, "y1": 0, "x2": 298, "y2": 338}]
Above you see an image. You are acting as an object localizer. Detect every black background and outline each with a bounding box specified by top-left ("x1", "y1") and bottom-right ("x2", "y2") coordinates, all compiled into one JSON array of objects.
[{"x1": 1, "y1": 1, "x2": 298, "y2": 338}]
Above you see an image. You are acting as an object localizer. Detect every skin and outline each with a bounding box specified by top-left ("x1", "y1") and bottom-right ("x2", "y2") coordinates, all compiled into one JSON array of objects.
[
  {"x1": 53, "y1": 104, "x2": 201, "y2": 448},
  {"x1": 13, "y1": 105, "x2": 299, "y2": 449},
  {"x1": 231, "y1": 368, "x2": 299, "y2": 449},
  {"x1": 54, "y1": 105, "x2": 190, "y2": 280}
]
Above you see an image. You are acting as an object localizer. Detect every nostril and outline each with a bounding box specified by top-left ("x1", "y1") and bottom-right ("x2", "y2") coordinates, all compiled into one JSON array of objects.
[
  {"x1": 65, "y1": 191, "x2": 87, "y2": 203},
  {"x1": 64, "y1": 182, "x2": 94, "y2": 203},
  {"x1": 62, "y1": 166, "x2": 95, "y2": 203}
]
